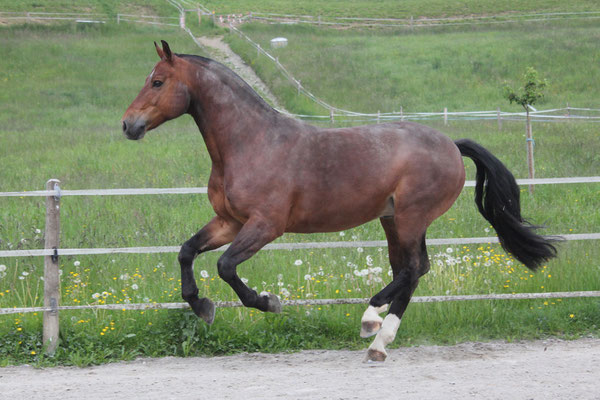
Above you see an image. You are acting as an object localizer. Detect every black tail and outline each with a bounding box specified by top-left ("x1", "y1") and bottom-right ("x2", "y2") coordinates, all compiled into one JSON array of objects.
[{"x1": 455, "y1": 139, "x2": 559, "y2": 270}]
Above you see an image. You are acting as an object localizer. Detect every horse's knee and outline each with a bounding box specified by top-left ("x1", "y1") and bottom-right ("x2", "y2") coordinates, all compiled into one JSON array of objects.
[
  {"x1": 418, "y1": 258, "x2": 430, "y2": 277},
  {"x1": 178, "y1": 242, "x2": 197, "y2": 266},
  {"x1": 217, "y1": 255, "x2": 236, "y2": 282}
]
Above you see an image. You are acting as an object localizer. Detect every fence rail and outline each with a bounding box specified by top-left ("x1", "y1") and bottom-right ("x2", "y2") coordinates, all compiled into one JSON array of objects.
[
  {"x1": 245, "y1": 10, "x2": 600, "y2": 28},
  {"x1": 2, "y1": 233, "x2": 600, "y2": 259},
  {"x1": 2, "y1": 291, "x2": 600, "y2": 316}
]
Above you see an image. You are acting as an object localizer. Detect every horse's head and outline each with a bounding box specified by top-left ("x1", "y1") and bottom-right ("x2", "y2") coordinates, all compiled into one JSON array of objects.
[{"x1": 121, "y1": 41, "x2": 190, "y2": 140}]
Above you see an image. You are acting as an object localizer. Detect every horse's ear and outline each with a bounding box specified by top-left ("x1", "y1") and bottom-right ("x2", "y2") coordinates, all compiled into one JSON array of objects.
[
  {"x1": 161, "y1": 40, "x2": 173, "y2": 62},
  {"x1": 154, "y1": 41, "x2": 165, "y2": 60}
]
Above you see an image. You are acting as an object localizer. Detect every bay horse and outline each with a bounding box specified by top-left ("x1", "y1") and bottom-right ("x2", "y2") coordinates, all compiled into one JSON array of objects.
[{"x1": 122, "y1": 41, "x2": 558, "y2": 361}]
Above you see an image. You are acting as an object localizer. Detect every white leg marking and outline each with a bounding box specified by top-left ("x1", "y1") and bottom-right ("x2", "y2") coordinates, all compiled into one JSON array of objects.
[
  {"x1": 360, "y1": 304, "x2": 388, "y2": 338},
  {"x1": 367, "y1": 314, "x2": 401, "y2": 360}
]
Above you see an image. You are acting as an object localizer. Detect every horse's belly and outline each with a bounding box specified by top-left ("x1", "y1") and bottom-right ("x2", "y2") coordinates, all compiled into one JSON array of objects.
[{"x1": 285, "y1": 195, "x2": 391, "y2": 233}]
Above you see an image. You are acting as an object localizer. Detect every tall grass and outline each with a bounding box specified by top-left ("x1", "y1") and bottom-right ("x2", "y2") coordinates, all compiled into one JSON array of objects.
[{"x1": 1, "y1": 18, "x2": 599, "y2": 366}]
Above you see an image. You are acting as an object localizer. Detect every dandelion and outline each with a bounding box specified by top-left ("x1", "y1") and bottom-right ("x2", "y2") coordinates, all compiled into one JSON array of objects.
[
  {"x1": 446, "y1": 247, "x2": 453, "y2": 253},
  {"x1": 339, "y1": 232, "x2": 345, "y2": 237},
  {"x1": 366, "y1": 255, "x2": 374, "y2": 267},
  {"x1": 22, "y1": 271, "x2": 29, "y2": 276},
  {"x1": 35, "y1": 228, "x2": 41, "y2": 234},
  {"x1": 241, "y1": 277, "x2": 248, "y2": 284},
  {"x1": 569, "y1": 314, "x2": 575, "y2": 318},
  {"x1": 200, "y1": 270, "x2": 209, "y2": 278},
  {"x1": 304, "y1": 274, "x2": 312, "y2": 281},
  {"x1": 92, "y1": 293, "x2": 101, "y2": 299},
  {"x1": 74, "y1": 261, "x2": 80, "y2": 267},
  {"x1": 30, "y1": 351, "x2": 36, "y2": 355},
  {"x1": 357, "y1": 247, "x2": 364, "y2": 253},
  {"x1": 0, "y1": 265, "x2": 6, "y2": 272},
  {"x1": 131, "y1": 284, "x2": 139, "y2": 290},
  {"x1": 294, "y1": 259, "x2": 303, "y2": 266}
]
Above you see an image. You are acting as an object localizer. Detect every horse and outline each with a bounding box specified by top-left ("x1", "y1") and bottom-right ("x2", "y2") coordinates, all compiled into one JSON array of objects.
[{"x1": 122, "y1": 41, "x2": 558, "y2": 362}]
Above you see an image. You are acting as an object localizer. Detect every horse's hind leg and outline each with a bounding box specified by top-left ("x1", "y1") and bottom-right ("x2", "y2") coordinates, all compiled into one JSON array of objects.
[
  {"x1": 362, "y1": 217, "x2": 430, "y2": 362},
  {"x1": 178, "y1": 216, "x2": 241, "y2": 324}
]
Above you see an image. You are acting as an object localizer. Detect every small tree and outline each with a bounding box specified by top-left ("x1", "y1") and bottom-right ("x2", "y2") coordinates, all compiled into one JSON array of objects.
[{"x1": 503, "y1": 67, "x2": 548, "y2": 194}]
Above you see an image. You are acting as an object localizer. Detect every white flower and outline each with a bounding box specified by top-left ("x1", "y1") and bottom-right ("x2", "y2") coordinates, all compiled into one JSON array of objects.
[
  {"x1": 120, "y1": 273, "x2": 129, "y2": 280},
  {"x1": 241, "y1": 277, "x2": 249, "y2": 284},
  {"x1": 446, "y1": 247, "x2": 453, "y2": 254},
  {"x1": 304, "y1": 274, "x2": 312, "y2": 281},
  {"x1": 200, "y1": 270, "x2": 209, "y2": 278},
  {"x1": 279, "y1": 288, "x2": 290, "y2": 297},
  {"x1": 74, "y1": 261, "x2": 80, "y2": 267},
  {"x1": 484, "y1": 227, "x2": 490, "y2": 233},
  {"x1": 92, "y1": 293, "x2": 100, "y2": 299},
  {"x1": 18, "y1": 276, "x2": 24, "y2": 280},
  {"x1": 339, "y1": 231, "x2": 345, "y2": 237},
  {"x1": 35, "y1": 229, "x2": 41, "y2": 234},
  {"x1": 366, "y1": 255, "x2": 374, "y2": 266},
  {"x1": 353, "y1": 269, "x2": 361, "y2": 277},
  {"x1": 22, "y1": 271, "x2": 29, "y2": 276},
  {"x1": 0, "y1": 265, "x2": 6, "y2": 273},
  {"x1": 360, "y1": 269, "x2": 369, "y2": 276},
  {"x1": 462, "y1": 255, "x2": 471, "y2": 262},
  {"x1": 357, "y1": 247, "x2": 364, "y2": 253},
  {"x1": 294, "y1": 259, "x2": 303, "y2": 266},
  {"x1": 102, "y1": 291, "x2": 109, "y2": 298},
  {"x1": 371, "y1": 267, "x2": 383, "y2": 275},
  {"x1": 131, "y1": 284, "x2": 139, "y2": 290}
]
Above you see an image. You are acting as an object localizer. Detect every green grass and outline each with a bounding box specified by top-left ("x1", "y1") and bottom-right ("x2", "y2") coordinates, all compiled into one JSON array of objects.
[
  {"x1": 200, "y1": 0, "x2": 600, "y2": 19},
  {"x1": 227, "y1": 20, "x2": 600, "y2": 114},
  {"x1": 1, "y1": 14, "x2": 599, "y2": 367}
]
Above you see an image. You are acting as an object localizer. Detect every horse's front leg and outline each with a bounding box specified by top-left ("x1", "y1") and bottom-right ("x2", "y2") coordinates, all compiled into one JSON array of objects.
[
  {"x1": 217, "y1": 216, "x2": 283, "y2": 313},
  {"x1": 178, "y1": 216, "x2": 241, "y2": 323}
]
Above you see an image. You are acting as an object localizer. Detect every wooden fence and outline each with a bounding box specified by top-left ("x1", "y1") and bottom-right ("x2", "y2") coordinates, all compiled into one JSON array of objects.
[{"x1": 1, "y1": 177, "x2": 600, "y2": 353}]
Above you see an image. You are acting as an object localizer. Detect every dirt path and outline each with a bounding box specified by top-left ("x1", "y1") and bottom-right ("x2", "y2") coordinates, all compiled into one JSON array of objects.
[
  {"x1": 195, "y1": 36, "x2": 288, "y2": 113},
  {"x1": 1, "y1": 338, "x2": 599, "y2": 399}
]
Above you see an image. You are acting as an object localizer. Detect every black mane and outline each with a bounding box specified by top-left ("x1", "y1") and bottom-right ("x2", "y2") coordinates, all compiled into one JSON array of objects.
[{"x1": 177, "y1": 53, "x2": 277, "y2": 115}]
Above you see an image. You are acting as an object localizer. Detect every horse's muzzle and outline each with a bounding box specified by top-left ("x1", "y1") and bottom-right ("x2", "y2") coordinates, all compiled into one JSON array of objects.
[{"x1": 122, "y1": 118, "x2": 146, "y2": 140}]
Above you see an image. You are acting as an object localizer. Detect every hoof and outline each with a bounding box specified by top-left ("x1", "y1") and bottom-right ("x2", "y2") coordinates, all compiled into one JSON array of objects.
[
  {"x1": 365, "y1": 348, "x2": 387, "y2": 363},
  {"x1": 260, "y1": 291, "x2": 282, "y2": 313},
  {"x1": 360, "y1": 320, "x2": 382, "y2": 338},
  {"x1": 190, "y1": 297, "x2": 215, "y2": 324}
]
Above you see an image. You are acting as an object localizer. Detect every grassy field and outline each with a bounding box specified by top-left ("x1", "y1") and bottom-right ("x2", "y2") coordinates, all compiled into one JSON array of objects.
[
  {"x1": 2, "y1": 0, "x2": 598, "y2": 18},
  {"x1": 200, "y1": 0, "x2": 600, "y2": 19},
  {"x1": 1, "y1": 9, "x2": 599, "y2": 366},
  {"x1": 227, "y1": 20, "x2": 600, "y2": 114}
]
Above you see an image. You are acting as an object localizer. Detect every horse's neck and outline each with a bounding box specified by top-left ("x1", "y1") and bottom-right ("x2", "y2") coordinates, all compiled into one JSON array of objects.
[{"x1": 188, "y1": 61, "x2": 285, "y2": 164}]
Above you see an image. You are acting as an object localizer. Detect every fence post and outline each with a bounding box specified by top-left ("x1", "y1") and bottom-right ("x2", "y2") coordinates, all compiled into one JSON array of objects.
[
  {"x1": 400, "y1": 106, "x2": 404, "y2": 121},
  {"x1": 444, "y1": 107, "x2": 448, "y2": 125},
  {"x1": 116, "y1": 13, "x2": 120, "y2": 24},
  {"x1": 497, "y1": 107, "x2": 502, "y2": 131},
  {"x1": 330, "y1": 109, "x2": 335, "y2": 124},
  {"x1": 525, "y1": 109, "x2": 535, "y2": 194},
  {"x1": 43, "y1": 179, "x2": 61, "y2": 354},
  {"x1": 179, "y1": 11, "x2": 186, "y2": 29}
]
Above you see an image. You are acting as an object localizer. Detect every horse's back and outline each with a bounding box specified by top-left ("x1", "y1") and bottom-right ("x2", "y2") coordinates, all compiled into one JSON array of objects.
[{"x1": 284, "y1": 121, "x2": 465, "y2": 232}]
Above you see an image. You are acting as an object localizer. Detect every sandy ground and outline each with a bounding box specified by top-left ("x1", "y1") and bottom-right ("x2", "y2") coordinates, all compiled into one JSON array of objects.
[{"x1": 1, "y1": 338, "x2": 599, "y2": 400}]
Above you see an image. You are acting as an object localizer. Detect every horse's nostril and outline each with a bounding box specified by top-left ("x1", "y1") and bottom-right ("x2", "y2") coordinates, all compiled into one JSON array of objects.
[{"x1": 122, "y1": 121, "x2": 127, "y2": 132}]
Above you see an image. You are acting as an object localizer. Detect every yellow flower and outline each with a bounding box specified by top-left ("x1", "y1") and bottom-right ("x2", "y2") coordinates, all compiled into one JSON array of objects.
[
  {"x1": 30, "y1": 351, "x2": 36, "y2": 355},
  {"x1": 569, "y1": 314, "x2": 575, "y2": 318}
]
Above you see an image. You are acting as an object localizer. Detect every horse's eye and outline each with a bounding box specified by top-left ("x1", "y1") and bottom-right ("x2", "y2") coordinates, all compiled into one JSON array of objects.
[{"x1": 152, "y1": 80, "x2": 163, "y2": 88}]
